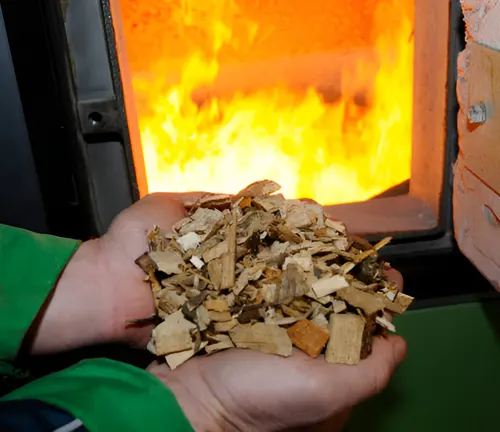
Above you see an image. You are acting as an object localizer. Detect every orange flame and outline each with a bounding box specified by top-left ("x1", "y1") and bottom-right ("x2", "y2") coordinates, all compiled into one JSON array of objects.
[{"x1": 121, "y1": 0, "x2": 414, "y2": 204}]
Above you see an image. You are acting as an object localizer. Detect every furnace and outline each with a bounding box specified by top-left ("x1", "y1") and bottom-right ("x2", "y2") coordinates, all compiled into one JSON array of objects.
[{"x1": 55, "y1": 0, "x2": 458, "y2": 247}]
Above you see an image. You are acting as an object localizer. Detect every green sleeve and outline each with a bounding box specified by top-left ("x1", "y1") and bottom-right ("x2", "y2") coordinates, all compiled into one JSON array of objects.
[
  {"x1": 0, "y1": 224, "x2": 80, "y2": 374},
  {"x1": 2, "y1": 358, "x2": 193, "y2": 431}
]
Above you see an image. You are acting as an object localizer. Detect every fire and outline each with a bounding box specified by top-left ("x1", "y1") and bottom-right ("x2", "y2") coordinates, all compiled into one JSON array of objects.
[{"x1": 121, "y1": 0, "x2": 414, "y2": 204}]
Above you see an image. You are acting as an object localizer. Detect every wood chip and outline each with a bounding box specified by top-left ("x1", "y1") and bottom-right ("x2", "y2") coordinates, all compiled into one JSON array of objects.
[
  {"x1": 311, "y1": 313, "x2": 329, "y2": 332},
  {"x1": 312, "y1": 275, "x2": 349, "y2": 298},
  {"x1": 190, "y1": 255, "x2": 205, "y2": 269},
  {"x1": 177, "y1": 232, "x2": 201, "y2": 251},
  {"x1": 326, "y1": 313, "x2": 365, "y2": 365},
  {"x1": 337, "y1": 286, "x2": 386, "y2": 315},
  {"x1": 236, "y1": 180, "x2": 281, "y2": 197},
  {"x1": 283, "y1": 255, "x2": 314, "y2": 273},
  {"x1": 213, "y1": 318, "x2": 239, "y2": 333},
  {"x1": 135, "y1": 252, "x2": 156, "y2": 274},
  {"x1": 149, "y1": 251, "x2": 184, "y2": 275},
  {"x1": 206, "y1": 339, "x2": 235, "y2": 354},
  {"x1": 158, "y1": 290, "x2": 186, "y2": 315},
  {"x1": 332, "y1": 299, "x2": 347, "y2": 314},
  {"x1": 153, "y1": 310, "x2": 196, "y2": 356},
  {"x1": 230, "y1": 323, "x2": 292, "y2": 357},
  {"x1": 208, "y1": 310, "x2": 233, "y2": 322},
  {"x1": 138, "y1": 179, "x2": 413, "y2": 367},
  {"x1": 166, "y1": 341, "x2": 207, "y2": 370},
  {"x1": 325, "y1": 218, "x2": 347, "y2": 234},
  {"x1": 220, "y1": 211, "x2": 237, "y2": 289},
  {"x1": 202, "y1": 240, "x2": 228, "y2": 262},
  {"x1": 376, "y1": 316, "x2": 396, "y2": 332},
  {"x1": 385, "y1": 292, "x2": 414, "y2": 314},
  {"x1": 204, "y1": 298, "x2": 229, "y2": 312},
  {"x1": 287, "y1": 320, "x2": 329, "y2": 358},
  {"x1": 195, "y1": 305, "x2": 211, "y2": 331}
]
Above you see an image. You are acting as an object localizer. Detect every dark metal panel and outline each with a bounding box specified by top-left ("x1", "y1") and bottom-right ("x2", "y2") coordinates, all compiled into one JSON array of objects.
[
  {"x1": 87, "y1": 141, "x2": 133, "y2": 231},
  {"x1": 0, "y1": 8, "x2": 47, "y2": 233},
  {"x1": 65, "y1": 0, "x2": 114, "y2": 100}
]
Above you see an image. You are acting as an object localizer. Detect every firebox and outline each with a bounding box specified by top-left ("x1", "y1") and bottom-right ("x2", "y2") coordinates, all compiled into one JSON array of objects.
[{"x1": 57, "y1": 0, "x2": 459, "y2": 255}]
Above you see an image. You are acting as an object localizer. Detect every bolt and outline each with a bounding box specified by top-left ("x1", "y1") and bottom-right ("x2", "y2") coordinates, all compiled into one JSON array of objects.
[{"x1": 468, "y1": 103, "x2": 488, "y2": 124}]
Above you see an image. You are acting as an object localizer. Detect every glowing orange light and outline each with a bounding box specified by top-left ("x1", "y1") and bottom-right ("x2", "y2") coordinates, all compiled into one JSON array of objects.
[{"x1": 121, "y1": 0, "x2": 414, "y2": 204}]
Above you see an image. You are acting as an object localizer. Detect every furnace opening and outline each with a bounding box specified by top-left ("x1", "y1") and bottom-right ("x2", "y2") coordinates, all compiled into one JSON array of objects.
[{"x1": 120, "y1": 0, "x2": 414, "y2": 205}]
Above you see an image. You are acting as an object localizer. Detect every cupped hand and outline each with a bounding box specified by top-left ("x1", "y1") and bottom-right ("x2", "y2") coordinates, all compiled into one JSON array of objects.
[
  {"x1": 148, "y1": 333, "x2": 406, "y2": 431},
  {"x1": 148, "y1": 269, "x2": 405, "y2": 432},
  {"x1": 29, "y1": 193, "x2": 195, "y2": 354}
]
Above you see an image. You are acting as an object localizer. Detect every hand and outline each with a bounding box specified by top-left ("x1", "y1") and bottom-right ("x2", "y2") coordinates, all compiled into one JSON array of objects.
[
  {"x1": 148, "y1": 333, "x2": 406, "y2": 431},
  {"x1": 148, "y1": 269, "x2": 405, "y2": 431},
  {"x1": 28, "y1": 193, "x2": 192, "y2": 354}
]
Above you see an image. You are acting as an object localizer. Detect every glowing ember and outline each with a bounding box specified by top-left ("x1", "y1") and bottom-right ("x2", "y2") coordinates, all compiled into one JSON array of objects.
[{"x1": 120, "y1": 0, "x2": 414, "y2": 204}]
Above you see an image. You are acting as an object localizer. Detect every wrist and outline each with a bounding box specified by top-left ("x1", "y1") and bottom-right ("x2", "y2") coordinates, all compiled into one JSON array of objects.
[{"x1": 29, "y1": 238, "x2": 114, "y2": 354}]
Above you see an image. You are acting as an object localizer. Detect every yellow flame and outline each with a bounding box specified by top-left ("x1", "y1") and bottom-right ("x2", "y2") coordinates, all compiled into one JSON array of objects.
[{"x1": 123, "y1": 0, "x2": 414, "y2": 204}]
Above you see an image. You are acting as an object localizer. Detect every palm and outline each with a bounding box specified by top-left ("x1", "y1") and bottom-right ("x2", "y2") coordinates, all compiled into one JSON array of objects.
[
  {"x1": 98, "y1": 193, "x2": 188, "y2": 347},
  {"x1": 151, "y1": 335, "x2": 406, "y2": 431}
]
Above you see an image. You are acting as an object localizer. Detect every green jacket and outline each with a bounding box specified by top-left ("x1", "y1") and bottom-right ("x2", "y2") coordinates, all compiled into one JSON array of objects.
[{"x1": 0, "y1": 224, "x2": 193, "y2": 431}]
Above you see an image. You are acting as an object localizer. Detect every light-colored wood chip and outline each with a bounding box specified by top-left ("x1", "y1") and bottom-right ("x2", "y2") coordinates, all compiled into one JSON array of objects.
[
  {"x1": 326, "y1": 313, "x2": 365, "y2": 365},
  {"x1": 190, "y1": 255, "x2": 205, "y2": 269},
  {"x1": 202, "y1": 240, "x2": 228, "y2": 262},
  {"x1": 332, "y1": 299, "x2": 347, "y2": 314},
  {"x1": 376, "y1": 316, "x2": 396, "y2": 332},
  {"x1": 206, "y1": 339, "x2": 235, "y2": 354},
  {"x1": 153, "y1": 310, "x2": 196, "y2": 356},
  {"x1": 236, "y1": 180, "x2": 281, "y2": 197},
  {"x1": 382, "y1": 292, "x2": 414, "y2": 314},
  {"x1": 336, "y1": 286, "x2": 386, "y2": 316},
  {"x1": 195, "y1": 305, "x2": 211, "y2": 331},
  {"x1": 208, "y1": 310, "x2": 233, "y2": 322},
  {"x1": 324, "y1": 218, "x2": 347, "y2": 233},
  {"x1": 158, "y1": 290, "x2": 187, "y2": 315},
  {"x1": 220, "y1": 211, "x2": 237, "y2": 289},
  {"x1": 213, "y1": 318, "x2": 239, "y2": 333},
  {"x1": 311, "y1": 313, "x2": 329, "y2": 332},
  {"x1": 283, "y1": 255, "x2": 314, "y2": 273},
  {"x1": 287, "y1": 320, "x2": 329, "y2": 358},
  {"x1": 230, "y1": 323, "x2": 292, "y2": 357},
  {"x1": 177, "y1": 232, "x2": 201, "y2": 251},
  {"x1": 284, "y1": 200, "x2": 315, "y2": 228},
  {"x1": 149, "y1": 251, "x2": 184, "y2": 275},
  {"x1": 253, "y1": 195, "x2": 285, "y2": 212},
  {"x1": 207, "y1": 258, "x2": 223, "y2": 289},
  {"x1": 204, "y1": 298, "x2": 229, "y2": 312},
  {"x1": 312, "y1": 275, "x2": 349, "y2": 298},
  {"x1": 166, "y1": 341, "x2": 207, "y2": 370}
]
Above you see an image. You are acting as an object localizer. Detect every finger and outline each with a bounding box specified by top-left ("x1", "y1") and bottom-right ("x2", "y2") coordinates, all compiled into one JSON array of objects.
[
  {"x1": 316, "y1": 335, "x2": 407, "y2": 412},
  {"x1": 114, "y1": 193, "x2": 188, "y2": 234},
  {"x1": 385, "y1": 268, "x2": 404, "y2": 291},
  {"x1": 167, "y1": 191, "x2": 223, "y2": 207}
]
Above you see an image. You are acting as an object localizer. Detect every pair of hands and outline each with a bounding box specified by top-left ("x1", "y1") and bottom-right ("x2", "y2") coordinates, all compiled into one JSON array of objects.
[{"x1": 32, "y1": 193, "x2": 406, "y2": 431}]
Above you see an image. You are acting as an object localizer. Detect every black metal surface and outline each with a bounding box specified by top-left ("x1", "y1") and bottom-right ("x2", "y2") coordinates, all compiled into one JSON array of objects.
[
  {"x1": 1, "y1": 0, "x2": 87, "y2": 239},
  {"x1": 63, "y1": 0, "x2": 139, "y2": 234},
  {"x1": 0, "y1": 7, "x2": 47, "y2": 233},
  {"x1": 1, "y1": 0, "x2": 140, "y2": 238}
]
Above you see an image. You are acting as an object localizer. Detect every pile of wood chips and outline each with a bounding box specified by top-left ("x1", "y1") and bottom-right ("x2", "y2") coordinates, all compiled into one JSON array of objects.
[{"x1": 135, "y1": 180, "x2": 414, "y2": 370}]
